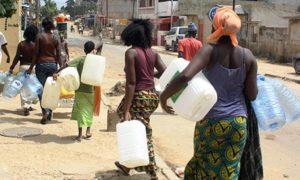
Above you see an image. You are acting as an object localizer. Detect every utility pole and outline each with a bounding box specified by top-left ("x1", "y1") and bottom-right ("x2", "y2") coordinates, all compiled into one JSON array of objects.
[
  {"x1": 233, "y1": 0, "x2": 236, "y2": 11},
  {"x1": 170, "y1": 0, "x2": 173, "y2": 28}
]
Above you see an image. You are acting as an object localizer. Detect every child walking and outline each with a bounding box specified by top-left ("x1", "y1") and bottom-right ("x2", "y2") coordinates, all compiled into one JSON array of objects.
[{"x1": 54, "y1": 41, "x2": 97, "y2": 142}]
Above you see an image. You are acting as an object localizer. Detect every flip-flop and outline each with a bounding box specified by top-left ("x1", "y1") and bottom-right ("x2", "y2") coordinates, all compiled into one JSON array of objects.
[
  {"x1": 175, "y1": 167, "x2": 185, "y2": 178},
  {"x1": 114, "y1": 161, "x2": 130, "y2": 176},
  {"x1": 83, "y1": 135, "x2": 92, "y2": 140}
]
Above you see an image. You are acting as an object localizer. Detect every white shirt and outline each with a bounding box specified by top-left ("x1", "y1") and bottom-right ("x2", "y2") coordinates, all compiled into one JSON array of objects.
[{"x1": 0, "y1": 32, "x2": 8, "y2": 64}]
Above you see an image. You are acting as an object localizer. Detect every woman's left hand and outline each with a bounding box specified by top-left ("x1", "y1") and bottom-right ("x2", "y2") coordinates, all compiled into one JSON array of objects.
[{"x1": 160, "y1": 95, "x2": 175, "y2": 114}]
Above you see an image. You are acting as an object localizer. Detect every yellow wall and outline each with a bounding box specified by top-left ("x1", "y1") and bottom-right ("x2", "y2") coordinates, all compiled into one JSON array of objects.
[{"x1": 0, "y1": 2, "x2": 22, "y2": 71}]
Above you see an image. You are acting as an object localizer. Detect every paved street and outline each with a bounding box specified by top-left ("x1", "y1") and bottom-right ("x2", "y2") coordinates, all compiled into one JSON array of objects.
[{"x1": 0, "y1": 31, "x2": 299, "y2": 179}]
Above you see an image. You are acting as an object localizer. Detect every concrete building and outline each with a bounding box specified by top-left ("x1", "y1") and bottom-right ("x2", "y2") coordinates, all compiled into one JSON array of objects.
[
  {"x1": 177, "y1": 0, "x2": 300, "y2": 62},
  {"x1": 0, "y1": 2, "x2": 22, "y2": 71},
  {"x1": 96, "y1": 0, "x2": 136, "y2": 38},
  {"x1": 288, "y1": 16, "x2": 300, "y2": 60}
]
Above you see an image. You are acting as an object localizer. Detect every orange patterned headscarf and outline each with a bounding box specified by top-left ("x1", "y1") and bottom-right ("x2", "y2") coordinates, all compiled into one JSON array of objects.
[{"x1": 207, "y1": 6, "x2": 241, "y2": 46}]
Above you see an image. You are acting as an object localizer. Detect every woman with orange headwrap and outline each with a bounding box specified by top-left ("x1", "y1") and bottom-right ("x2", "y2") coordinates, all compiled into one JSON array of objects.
[{"x1": 160, "y1": 6, "x2": 258, "y2": 179}]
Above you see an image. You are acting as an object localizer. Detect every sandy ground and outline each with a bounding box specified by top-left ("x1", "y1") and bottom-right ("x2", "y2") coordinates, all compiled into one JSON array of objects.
[{"x1": 0, "y1": 46, "x2": 167, "y2": 180}]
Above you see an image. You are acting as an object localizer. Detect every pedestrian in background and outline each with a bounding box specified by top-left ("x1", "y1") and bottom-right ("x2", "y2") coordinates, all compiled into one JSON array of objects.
[
  {"x1": 114, "y1": 19, "x2": 166, "y2": 180},
  {"x1": 59, "y1": 33, "x2": 69, "y2": 66},
  {"x1": 177, "y1": 22, "x2": 202, "y2": 61},
  {"x1": 54, "y1": 41, "x2": 97, "y2": 142},
  {"x1": 160, "y1": 6, "x2": 258, "y2": 179},
  {"x1": 0, "y1": 31, "x2": 10, "y2": 65},
  {"x1": 27, "y1": 17, "x2": 62, "y2": 124},
  {"x1": 9, "y1": 25, "x2": 39, "y2": 116}
]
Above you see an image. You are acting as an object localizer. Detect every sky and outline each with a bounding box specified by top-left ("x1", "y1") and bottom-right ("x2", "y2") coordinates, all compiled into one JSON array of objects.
[{"x1": 54, "y1": 0, "x2": 66, "y2": 9}]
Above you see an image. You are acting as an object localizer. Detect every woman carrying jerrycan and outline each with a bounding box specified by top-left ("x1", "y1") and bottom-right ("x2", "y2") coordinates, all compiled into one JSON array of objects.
[
  {"x1": 114, "y1": 19, "x2": 166, "y2": 180},
  {"x1": 160, "y1": 7, "x2": 259, "y2": 179},
  {"x1": 27, "y1": 17, "x2": 62, "y2": 124},
  {"x1": 9, "y1": 25, "x2": 39, "y2": 116},
  {"x1": 54, "y1": 41, "x2": 98, "y2": 142}
]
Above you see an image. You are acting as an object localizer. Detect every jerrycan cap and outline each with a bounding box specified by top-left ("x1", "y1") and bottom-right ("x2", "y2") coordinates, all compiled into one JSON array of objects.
[{"x1": 257, "y1": 74, "x2": 266, "y2": 81}]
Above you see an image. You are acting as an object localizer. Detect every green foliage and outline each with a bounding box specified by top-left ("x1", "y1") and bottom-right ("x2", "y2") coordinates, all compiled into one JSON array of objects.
[
  {"x1": 41, "y1": 0, "x2": 58, "y2": 18},
  {"x1": 62, "y1": 0, "x2": 96, "y2": 17},
  {"x1": 0, "y1": 0, "x2": 18, "y2": 18}
]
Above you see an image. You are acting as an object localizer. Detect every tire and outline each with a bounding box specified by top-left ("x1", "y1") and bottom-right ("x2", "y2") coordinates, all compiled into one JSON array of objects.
[
  {"x1": 172, "y1": 41, "x2": 177, "y2": 52},
  {"x1": 294, "y1": 59, "x2": 300, "y2": 74},
  {"x1": 165, "y1": 45, "x2": 169, "y2": 51}
]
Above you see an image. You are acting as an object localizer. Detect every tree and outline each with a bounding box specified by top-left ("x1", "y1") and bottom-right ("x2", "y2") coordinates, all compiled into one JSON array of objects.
[
  {"x1": 0, "y1": 0, "x2": 18, "y2": 18},
  {"x1": 41, "y1": 0, "x2": 58, "y2": 18},
  {"x1": 0, "y1": 0, "x2": 18, "y2": 30},
  {"x1": 62, "y1": 0, "x2": 96, "y2": 18}
]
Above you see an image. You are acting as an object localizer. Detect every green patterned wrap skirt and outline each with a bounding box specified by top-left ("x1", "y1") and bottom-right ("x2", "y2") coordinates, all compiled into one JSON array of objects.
[{"x1": 184, "y1": 116, "x2": 247, "y2": 180}]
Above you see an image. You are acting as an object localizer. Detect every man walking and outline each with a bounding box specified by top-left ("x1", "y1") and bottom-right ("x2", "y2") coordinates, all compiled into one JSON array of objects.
[
  {"x1": 0, "y1": 32, "x2": 10, "y2": 64},
  {"x1": 177, "y1": 23, "x2": 202, "y2": 61}
]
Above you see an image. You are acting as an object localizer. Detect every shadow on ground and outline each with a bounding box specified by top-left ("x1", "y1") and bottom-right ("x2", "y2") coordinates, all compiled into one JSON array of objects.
[
  {"x1": 22, "y1": 134, "x2": 75, "y2": 144},
  {"x1": 95, "y1": 170, "x2": 151, "y2": 180},
  {"x1": 0, "y1": 116, "x2": 40, "y2": 125}
]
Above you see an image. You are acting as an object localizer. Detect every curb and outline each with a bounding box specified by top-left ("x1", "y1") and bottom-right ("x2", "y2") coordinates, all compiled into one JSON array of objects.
[
  {"x1": 152, "y1": 47, "x2": 177, "y2": 57},
  {"x1": 264, "y1": 73, "x2": 300, "y2": 84},
  {"x1": 156, "y1": 154, "x2": 180, "y2": 180}
]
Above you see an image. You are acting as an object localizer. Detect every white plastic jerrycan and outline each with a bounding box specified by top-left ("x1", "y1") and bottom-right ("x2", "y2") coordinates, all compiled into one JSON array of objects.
[
  {"x1": 42, "y1": 77, "x2": 61, "y2": 110},
  {"x1": 59, "y1": 67, "x2": 80, "y2": 91},
  {"x1": 81, "y1": 54, "x2": 106, "y2": 86},
  {"x1": 159, "y1": 58, "x2": 217, "y2": 121},
  {"x1": 116, "y1": 120, "x2": 149, "y2": 168}
]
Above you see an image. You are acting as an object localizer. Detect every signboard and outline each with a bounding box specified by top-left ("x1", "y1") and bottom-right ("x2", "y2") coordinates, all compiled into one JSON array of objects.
[{"x1": 208, "y1": 5, "x2": 220, "y2": 21}]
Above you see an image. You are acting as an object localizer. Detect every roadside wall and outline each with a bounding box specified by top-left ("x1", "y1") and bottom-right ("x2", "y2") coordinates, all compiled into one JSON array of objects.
[{"x1": 0, "y1": 3, "x2": 21, "y2": 71}]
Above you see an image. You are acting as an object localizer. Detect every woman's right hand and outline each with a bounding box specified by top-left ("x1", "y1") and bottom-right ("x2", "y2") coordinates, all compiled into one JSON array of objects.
[{"x1": 53, "y1": 73, "x2": 59, "y2": 81}]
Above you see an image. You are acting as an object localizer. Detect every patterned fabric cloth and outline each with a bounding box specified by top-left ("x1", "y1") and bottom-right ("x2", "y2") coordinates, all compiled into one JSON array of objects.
[
  {"x1": 117, "y1": 90, "x2": 160, "y2": 179},
  {"x1": 184, "y1": 116, "x2": 247, "y2": 180},
  {"x1": 71, "y1": 91, "x2": 94, "y2": 128},
  {"x1": 238, "y1": 101, "x2": 264, "y2": 180}
]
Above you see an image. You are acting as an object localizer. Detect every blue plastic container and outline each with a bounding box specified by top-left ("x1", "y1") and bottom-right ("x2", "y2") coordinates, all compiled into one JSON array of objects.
[
  {"x1": 21, "y1": 74, "x2": 43, "y2": 101},
  {"x1": 3, "y1": 72, "x2": 26, "y2": 98},
  {"x1": 251, "y1": 75, "x2": 286, "y2": 131},
  {"x1": 269, "y1": 79, "x2": 300, "y2": 123},
  {"x1": 0, "y1": 71, "x2": 6, "y2": 84}
]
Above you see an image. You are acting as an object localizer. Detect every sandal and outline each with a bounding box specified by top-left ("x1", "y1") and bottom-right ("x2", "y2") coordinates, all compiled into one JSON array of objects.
[
  {"x1": 84, "y1": 134, "x2": 92, "y2": 140},
  {"x1": 114, "y1": 161, "x2": 130, "y2": 176},
  {"x1": 175, "y1": 167, "x2": 185, "y2": 178}
]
